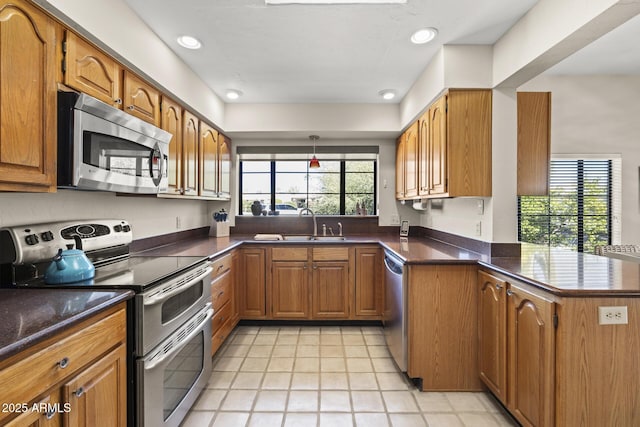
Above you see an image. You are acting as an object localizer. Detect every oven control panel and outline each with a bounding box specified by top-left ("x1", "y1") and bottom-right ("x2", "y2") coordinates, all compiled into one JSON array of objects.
[{"x1": 2, "y1": 219, "x2": 133, "y2": 264}]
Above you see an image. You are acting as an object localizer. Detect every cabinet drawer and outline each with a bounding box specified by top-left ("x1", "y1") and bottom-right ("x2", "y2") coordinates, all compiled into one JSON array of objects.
[
  {"x1": 0, "y1": 308, "x2": 126, "y2": 410},
  {"x1": 211, "y1": 253, "x2": 232, "y2": 278},
  {"x1": 211, "y1": 270, "x2": 232, "y2": 311},
  {"x1": 272, "y1": 247, "x2": 308, "y2": 261},
  {"x1": 212, "y1": 300, "x2": 232, "y2": 334},
  {"x1": 312, "y1": 246, "x2": 349, "y2": 261},
  {"x1": 211, "y1": 315, "x2": 235, "y2": 356}
]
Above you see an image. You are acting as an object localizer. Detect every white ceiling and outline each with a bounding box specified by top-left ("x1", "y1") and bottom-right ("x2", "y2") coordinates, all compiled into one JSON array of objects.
[
  {"x1": 122, "y1": 0, "x2": 539, "y2": 104},
  {"x1": 121, "y1": 0, "x2": 640, "y2": 104}
]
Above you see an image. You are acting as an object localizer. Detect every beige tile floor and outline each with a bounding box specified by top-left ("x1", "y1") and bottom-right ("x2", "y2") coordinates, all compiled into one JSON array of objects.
[{"x1": 181, "y1": 325, "x2": 518, "y2": 427}]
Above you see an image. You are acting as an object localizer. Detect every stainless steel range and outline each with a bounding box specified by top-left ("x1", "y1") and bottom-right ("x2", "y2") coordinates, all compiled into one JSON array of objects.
[{"x1": 0, "y1": 220, "x2": 213, "y2": 427}]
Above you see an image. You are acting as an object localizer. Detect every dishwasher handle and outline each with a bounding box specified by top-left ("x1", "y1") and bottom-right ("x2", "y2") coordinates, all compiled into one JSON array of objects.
[{"x1": 384, "y1": 253, "x2": 404, "y2": 275}]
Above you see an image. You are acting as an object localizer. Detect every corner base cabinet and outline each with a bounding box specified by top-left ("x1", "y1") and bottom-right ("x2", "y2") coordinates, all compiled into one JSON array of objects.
[{"x1": 0, "y1": 303, "x2": 127, "y2": 426}]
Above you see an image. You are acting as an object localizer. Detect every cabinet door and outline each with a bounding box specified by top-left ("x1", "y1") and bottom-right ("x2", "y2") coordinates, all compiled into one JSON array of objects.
[
  {"x1": 272, "y1": 261, "x2": 309, "y2": 319},
  {"x1": 63, "y1": 344, "x2": 127, "y2": 427},
  {"x1": 4, "y1": 391, "x2": 62, "y2": 427},
  {"x1": 123, "y1": 71, "x2": 160, "y2": 126},
  {"x1": 478, "y1": 270, "x2": 507, "y2": 402},
  {"x1": 354, "y1": 247, "x2": 382, "y2": 317},
  {"x1": 239, "y1": 248, "x2": 266, "y2": 318},
  {"x1": 507, "y1": 283, "x2": 555, "y2": 427},
  {"x1": 395, "y1": 134, "x2": 405, "y2": 199},
  {"x1": 429, "y1": 95, "x2": 447, "y2": 195},
  {"x1": 199, "y1": 122, "x2": 219, "y2": 197},
  {"x1": 0, "y1": 0, "x2": 56, "y2": 192},
  {"x1": 312, "y1": 261, "x2": 349, "y2": 319},
  {"x1": 218, "y1": 134, "x2": 232, "y2": 199},
  {"x1": 517, "y1": 92, "x2": 551, "y2": 196},
  {"x1": 403, "y1": 121, "x2": 419, "y2": 198},
  {"x1": 181, "y1": 111, "x2": 199, "y2": 196},
  {"x1": 417, "y1": 110, "x2": 430, "y2": 197},
  {"x1": 63, "y1": 31, "x2": 122, "y2": 107},
  {"x1": 160, "y1": 96, "x2": 183, "y2": 195}
]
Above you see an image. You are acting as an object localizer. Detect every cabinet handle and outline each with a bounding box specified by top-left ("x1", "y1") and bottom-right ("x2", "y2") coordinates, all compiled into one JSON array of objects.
[
  {"x1": 127, "y1": 105, "x2": 134, "y2": 111},
  {"x1": 218, "y1": 291, "x2": 224, "y2": 297},
  {"x1": 495, "y1": 283, "x2": 503, "y2": 290},
  {"x1": 312, "y1": 264, "x2": 317, "y2": 270},
  {"x1": 114, "y1": 98, "x2": 122, "y2": 104},
  {"x1": 45, "y1": 410, "x2": 56, "y2": 420},
  {"x1": 303, "y1": 264, "x2": 307, "y2": 269},
  {"x1": 58, "y1": 357, "x2": 69, "y2": 369},
  {"x1": 217, "y1": 265, "x2": 225, "y2": 271},
  {"x1": 74, "y1": 387, "x2": 84, "y2": 397},
  {"x1": 220, "y1": 316, "x2": 225, "y2": 322},
  {"x1": 506, "y1": 289, "x2": 514, "y2": 297}
]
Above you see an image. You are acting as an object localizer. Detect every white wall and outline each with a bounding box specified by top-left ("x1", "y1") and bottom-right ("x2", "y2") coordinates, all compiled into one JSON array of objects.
[
  {"x1": 0, "y1": 190, "x2": 230, "y2": 240},
  {"x1": 520, "y1": 74, "x2": 640, "y2": 244}
]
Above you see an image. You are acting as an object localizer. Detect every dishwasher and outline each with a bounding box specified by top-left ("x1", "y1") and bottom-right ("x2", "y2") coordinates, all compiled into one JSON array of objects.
[{"x1": 383, "y1": 250, "x2": 407, "y2": 372}]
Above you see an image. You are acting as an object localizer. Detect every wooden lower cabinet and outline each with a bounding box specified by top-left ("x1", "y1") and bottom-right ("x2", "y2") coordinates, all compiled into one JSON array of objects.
[
  {"x1": 479, "y1": 269, "x2": 556, "y2": 427},
  {"x1": 272, "y1": 261, "x2": 309, "y2": 319},
  {"x1": 312, "y1": 261, "x2": 350, "y2": 319},
  {"x1": 239, "y1": 248, "x2": 267, "y2": 318},
  {"x1": 0, "y1": 304, "x2": 127, "y2": 426},
  {"x1": 211, "y1": 251, "x2": 240, "y2": 356},
  {"x1": 408, "y1": 264, "x2": 481, "y2": 391},
  {"x1": 63, "y1": 344, "x2": 127, "y2": 427},
  {"x1": 354, "y1": 246, "x2": 383, "y2": 318}
]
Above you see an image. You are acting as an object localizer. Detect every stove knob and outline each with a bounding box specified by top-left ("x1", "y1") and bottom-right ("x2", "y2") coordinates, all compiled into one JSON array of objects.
[
  {"x1": 122, "y1": 225, "x2": 131, "y2": 232},
  {"x1": 114, "y1": 225, "x2": 122, "y2": 232},
  {"x1": 41, "y1": 231, "x2": 54, "y2": 242},
  {"x1": 25, "y1": 234, "x2": 39, "y2": 245}
]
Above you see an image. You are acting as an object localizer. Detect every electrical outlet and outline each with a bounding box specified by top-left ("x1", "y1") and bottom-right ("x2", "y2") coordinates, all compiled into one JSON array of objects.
[
  {"x1": 176, "y1": 216, "x2": 182, "y2": 229},
  {"x1": 475, "y1": 221, "x2": 482, "y2": 236},
  {"x1": 477, "y1": 199, "x2": 484, "y2": 215},
  {"x1": 598, "y1": 306, "x2": 628, "y2": 325},
  {"x1": 390, "y1": 214, "x2": 400, "y2": 225}
]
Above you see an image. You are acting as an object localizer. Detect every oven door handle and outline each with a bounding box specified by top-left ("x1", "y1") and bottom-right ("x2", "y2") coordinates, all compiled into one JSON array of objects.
[
  {"x1": 144, "y1": 307, "x2": 213, "y2": 371},
  {"x1": 143, "y1": 266, "x2": 212, "y2": 306}
]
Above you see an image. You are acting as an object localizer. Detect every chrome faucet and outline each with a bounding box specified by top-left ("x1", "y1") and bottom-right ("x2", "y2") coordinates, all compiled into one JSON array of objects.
[
  {"x1": 337, "y1": 222, "x2": 343, "y2": 236},
  {"x1": 299, "y1": 208, "x2": 317, "y2": 237}
]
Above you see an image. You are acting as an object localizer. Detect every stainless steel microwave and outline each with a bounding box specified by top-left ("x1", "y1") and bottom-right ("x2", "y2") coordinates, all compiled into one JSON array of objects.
[{"x1": 57, "y1": 91, "x2": 171, "y2": 194}]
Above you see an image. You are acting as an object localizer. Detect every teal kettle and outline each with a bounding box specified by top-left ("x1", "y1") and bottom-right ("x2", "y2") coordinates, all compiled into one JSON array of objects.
[{"x1": 44, "y1": 236, "x2": 95, "y2": 284}]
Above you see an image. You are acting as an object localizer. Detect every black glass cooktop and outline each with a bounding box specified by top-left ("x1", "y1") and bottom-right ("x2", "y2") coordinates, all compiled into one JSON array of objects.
[{"x1": 15, "y1": 256, "x2": 207, "y2": 292}]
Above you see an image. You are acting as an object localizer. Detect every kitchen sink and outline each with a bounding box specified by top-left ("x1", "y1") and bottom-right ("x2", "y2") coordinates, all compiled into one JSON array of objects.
[
  {"x1": 281, "y1": 235, "x2": 347, "y2": 241},
  {"x1": 282, "y1": 235, "x2": 314, "y2": 241},
  {"x1": 313, "y1": 236, "x2": 347, "y2": 241}
]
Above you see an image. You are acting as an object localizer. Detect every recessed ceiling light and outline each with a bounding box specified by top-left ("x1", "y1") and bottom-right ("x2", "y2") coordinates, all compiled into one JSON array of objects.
[
  {"x1": 379, "y1": 90, "x2": 395, "y2": 100},
  {"x1": 177, "y1": 35, "x2": 202, "y2": 50},
  {"x1": 410, "y1": 27, "x2": 438, "y2": 44},
  {"x1": 226, "y1": 89, "x2": 243, "y2": 100}
]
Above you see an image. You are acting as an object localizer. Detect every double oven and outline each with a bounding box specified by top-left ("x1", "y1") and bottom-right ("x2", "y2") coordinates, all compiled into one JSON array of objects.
[{"x1": 0, "y1": 220, "x2": 213, "y2": 427}]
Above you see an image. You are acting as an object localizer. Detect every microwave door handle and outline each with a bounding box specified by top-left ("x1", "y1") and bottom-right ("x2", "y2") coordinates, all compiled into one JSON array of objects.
[
  {"x1": 143, "y1": 266, "x2": 213, "y2": 306},
  {"x1": 149, "y1": 144, "x2": 164, "y2": 186},
  {"x1": 144, "y1": 307, "x2": 213, "y2": 371}
]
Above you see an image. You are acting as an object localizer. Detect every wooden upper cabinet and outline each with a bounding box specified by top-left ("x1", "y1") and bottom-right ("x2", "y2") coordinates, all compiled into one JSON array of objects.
[
  {"x1": 182, "y1": 111, "x2": 199, "y2": 196},
  {"x1": 417, "y1": 110, "x2": 430, "y2": 197},
  {"x1": 395, "y1": 134, "x2": 405, "y2": 199},
  {"x1": 397, "y1": 89, "x2": 491, "y2": 200},
  {"x1": 0, "y1": 0, "x2": 57, "y2": 192},
  {"x1": 517, "y1": 92, "x2": 551, "y2": 196},
  {"x1": 64, "y1": 31, "x2": 122, "y2": 107},
  {"x1": 403, "y1": 121, "x2": 419, "y2": 198},
  {"x1": 446, "y1": 89, "x2": 491, "y2": 197},
  {"x1": 160, "y1": 96, "x2": 183, "y2": 195},
  {"x1": 123, "y1": 71, "x2": 161, "y2": 126},
  {"x1": 199, "y1": 122, "x2": 219, "y2": 197},
  {"x1": 218, "y1": 133, "x2": 232, "y2": 199},
  {"x1": 428, "y1": 95, "x2": 448, "y2": 195}
]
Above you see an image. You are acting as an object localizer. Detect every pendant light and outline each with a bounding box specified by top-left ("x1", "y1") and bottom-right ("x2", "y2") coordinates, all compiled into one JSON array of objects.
[{"x1": 309, "y1": 135, "x2": 320, "y2": 169}]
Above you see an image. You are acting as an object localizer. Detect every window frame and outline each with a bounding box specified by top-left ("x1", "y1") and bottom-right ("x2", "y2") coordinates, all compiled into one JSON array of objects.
[
  {"x1": 518, "y1": 158, "x2": 614, "y2": 253},
  {"x1": 239, "y1": 159, "x2": 377, "y2": 216}
]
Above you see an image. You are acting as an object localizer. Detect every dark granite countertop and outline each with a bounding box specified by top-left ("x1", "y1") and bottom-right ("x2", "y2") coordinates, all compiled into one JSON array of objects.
[
  {"x1": 0, "y1": 289, "x2": 133, "y2": 362},
  {"x1": 136, "y1": 234, "x2": 640, "y2": 297}
]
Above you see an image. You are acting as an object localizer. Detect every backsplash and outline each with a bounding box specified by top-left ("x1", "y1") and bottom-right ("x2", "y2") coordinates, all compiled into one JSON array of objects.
[{"x1": 0, "y1": 190, "x2": 220, "y2": 240}]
